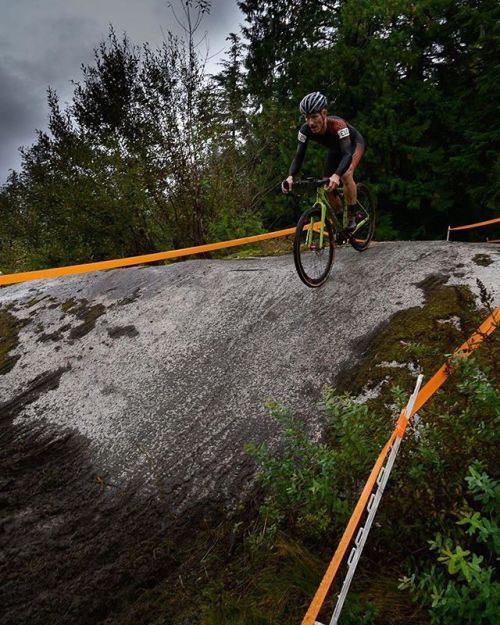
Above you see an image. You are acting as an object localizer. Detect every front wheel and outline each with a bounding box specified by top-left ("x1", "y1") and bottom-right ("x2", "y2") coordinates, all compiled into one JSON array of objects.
[
  {"x1": 349, "y1": 183, "x2": 376, "y2": 251},
  {"x1": 293, "y1": 207, "x2": 335, "y2": 288}
]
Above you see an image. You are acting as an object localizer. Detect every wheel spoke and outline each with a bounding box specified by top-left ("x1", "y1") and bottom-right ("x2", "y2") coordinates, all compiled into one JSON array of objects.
[{"x1": 294, "y1": 208, "x2": 335, "y2": 287}]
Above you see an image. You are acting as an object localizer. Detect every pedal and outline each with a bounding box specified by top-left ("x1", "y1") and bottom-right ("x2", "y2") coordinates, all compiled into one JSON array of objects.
[{"x1": 335, "y1": 233, "x2": 347, "y2": 246}]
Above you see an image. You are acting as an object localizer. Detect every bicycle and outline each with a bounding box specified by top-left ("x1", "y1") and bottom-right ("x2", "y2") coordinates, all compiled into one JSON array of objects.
[{"x1": 288, "y1": 178, "x2": 376, "y2": 288}]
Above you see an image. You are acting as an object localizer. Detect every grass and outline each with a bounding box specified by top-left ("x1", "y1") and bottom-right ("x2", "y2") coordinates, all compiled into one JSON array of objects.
[{"x1": 214, "y1": 235, "x2": 294, "y2": 260}]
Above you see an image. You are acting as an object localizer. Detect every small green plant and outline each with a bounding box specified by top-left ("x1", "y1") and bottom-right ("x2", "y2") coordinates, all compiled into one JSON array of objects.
[
  {"x1": 402, "y1": 340, "x2": 438, "y2": 359},
  {"x1": 454, "y1": 357, "x2": 499, "y2": 413},
  {"x1": 399, "y1": 464, "x2": 500, "y2": 624},
  {"x1": 245, "y1": 399, "x2": 345, "y2": 541},
  {"x1": 476, "y1": 279, "x2": 495, "y2": 313},
  {"x1": 245, "y1": 391, "x2": 388, "y2": 542},
  {"x1": 338, "y1": 597, "x2": 378, "y2": 625}
]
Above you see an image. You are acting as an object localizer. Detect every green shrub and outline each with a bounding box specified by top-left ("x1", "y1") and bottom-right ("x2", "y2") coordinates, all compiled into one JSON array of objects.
[
  {"x1": 245, "y1": 392, "x2": 388, "y2": 543},
  {"x1": 246, "y1": 399, "x2": 347, "y2": 542},
  {"x1": 399, "y1": 465, "x2": 500, "y2": 624}
]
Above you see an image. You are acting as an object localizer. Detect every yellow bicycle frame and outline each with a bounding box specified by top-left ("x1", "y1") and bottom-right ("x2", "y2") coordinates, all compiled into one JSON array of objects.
[{"x1": 306, "y1": 186, "x2": 369, "y2": 247}]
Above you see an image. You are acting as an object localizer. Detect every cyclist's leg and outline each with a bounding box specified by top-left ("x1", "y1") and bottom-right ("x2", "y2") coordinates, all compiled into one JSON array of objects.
[
  {"x1": 341, "y1": 142, "x2": 364, "y2": 205},
  {"x1": 341, "y1": 142, "x2": 365, "y2": 230},
  {"x1": 323, "y1": 151, "x2": 342, "y2": 214}
]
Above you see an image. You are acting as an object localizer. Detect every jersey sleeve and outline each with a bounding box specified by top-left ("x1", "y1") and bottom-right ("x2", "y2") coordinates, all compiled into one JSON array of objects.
[
  {"x1": 337, "y1": 126, "x2": 350, "y2": 140},
  {"x1": 288, "y1": 127, "x2": 309, "y2": 176},
  {"x1": 334, "y1": 122, "x2": 353, "y2": 176}
]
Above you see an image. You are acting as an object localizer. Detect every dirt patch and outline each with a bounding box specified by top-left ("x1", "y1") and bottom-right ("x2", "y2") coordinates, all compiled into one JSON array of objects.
[
  {"x1": 472, "y1": 253, "x2": 493, "y2": 267},
  {"x1": 337, "y1": 278, "x2": 479, "y2": 417},
  {"x1": 414, "y1": 273, "x2": 450, "y2": 291},
  {"x1": 107, "y1": 325, "x2": 139, "y2": 339},
  {"x1": 0, "y1": 367, "x2": 70, "y2": 421},
  {"x1": 60, "y1": 298, "x2": 106, "y2": 340},
  {"x1": 117, "y1": 288, "x2": 141, "y2": 306},
  {"x1": 38, "y1": 330, "x2": 64, "y2": 343},
  {"x1": 24, "y1": 295, "x2": 49, "y2": 308}
]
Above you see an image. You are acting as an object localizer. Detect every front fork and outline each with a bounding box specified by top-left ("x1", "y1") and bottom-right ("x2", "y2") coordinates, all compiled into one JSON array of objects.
[{"x1": 306, "y1": 201, "x2": 328, "y2": 248}]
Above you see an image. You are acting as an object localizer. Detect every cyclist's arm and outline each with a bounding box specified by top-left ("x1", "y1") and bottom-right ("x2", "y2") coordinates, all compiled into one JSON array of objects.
[
  {"x1": 334, "y1": 135, "x2": 353, "y2": 177},
  {"x1": 288, "y1": 130, "x2": 308, "y2": 176}
]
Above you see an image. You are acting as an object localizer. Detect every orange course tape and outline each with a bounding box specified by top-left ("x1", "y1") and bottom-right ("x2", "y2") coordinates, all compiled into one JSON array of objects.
[
  {"x1": 301, "y1": 305, "x2": 499, "y2": 625},
  {"x1": 0, "y1": 227, "x2": 295, "y2": 286},
  {"x1": 449, "y1": 217, "x2": 500, "y2": 231},
  {"x1": 301, "y1": 432, "x2": 397, "y2": 625},
  {"x1": 410, "y1": 306, "x2": 499, "y2": 416}
]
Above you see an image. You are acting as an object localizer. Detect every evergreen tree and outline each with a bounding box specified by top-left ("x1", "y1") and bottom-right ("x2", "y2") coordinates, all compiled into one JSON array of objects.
[{"x1": 238, "y1": 0, "x2": 499, "y2": 238}]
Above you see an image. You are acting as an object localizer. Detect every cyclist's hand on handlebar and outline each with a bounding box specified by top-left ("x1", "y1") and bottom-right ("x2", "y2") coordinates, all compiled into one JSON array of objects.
[
  {"x1": 326, "y1": 174, "x2": 341, "y2": 192},
  {"x1": 282, "y1": 176, "x2": 294, "y2": 193}
]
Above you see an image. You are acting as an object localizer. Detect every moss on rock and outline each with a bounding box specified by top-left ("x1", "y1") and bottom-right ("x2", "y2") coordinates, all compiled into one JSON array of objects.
[
  {"x1": 0, "y1": 307, "x2": 29, "y2": 375},
  {"x1": 60, "y1": 298, "x2": 106, "y2": 339},
  {"x1": 340, "y1": 279, "x2": 480, "y2": 417}
]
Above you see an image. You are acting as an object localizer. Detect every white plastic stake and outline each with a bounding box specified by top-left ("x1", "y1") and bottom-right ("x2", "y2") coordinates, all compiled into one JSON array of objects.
[{"x1": 328, "y1": 375, "x2": 423, "y2": 625}]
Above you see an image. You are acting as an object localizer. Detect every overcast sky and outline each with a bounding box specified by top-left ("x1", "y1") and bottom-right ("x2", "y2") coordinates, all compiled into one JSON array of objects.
[{"x1": 0, "y1": 0, "x2": 244, "y2": 184}]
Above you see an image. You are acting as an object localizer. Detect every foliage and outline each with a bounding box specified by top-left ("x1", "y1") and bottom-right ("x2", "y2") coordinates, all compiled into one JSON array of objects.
[
  {"x1": 399, "y1": 464, "x2": 500, "y2": 624},
  {"x1": 245, "y1": 393, "x2": 389, "y2": 543},
  {"x1": 369, "y1": 350, "x2": 499, "y2": 566},
  {"x1": 229, "y1": 301, "x2": 499, "y2": 624},
  {"x1": 245, "y1": 399, "x2": 348, "y2": 542}
]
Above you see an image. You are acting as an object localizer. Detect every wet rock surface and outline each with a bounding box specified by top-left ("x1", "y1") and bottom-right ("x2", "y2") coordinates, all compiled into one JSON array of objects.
[{"x1": 0, "y1": 241, "x2": 499, "y2": 624}]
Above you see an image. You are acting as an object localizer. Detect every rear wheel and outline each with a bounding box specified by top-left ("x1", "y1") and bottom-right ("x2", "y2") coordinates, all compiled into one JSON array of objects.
[
  {"x1": 293, "y1": 207, "x2": 335, "y2": 287},
  {"x1": 349, "y1": 183, "x2": 376, "y2": 251}
]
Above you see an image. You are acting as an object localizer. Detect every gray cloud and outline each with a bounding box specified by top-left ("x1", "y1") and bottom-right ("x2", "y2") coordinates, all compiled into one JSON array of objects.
[
  {"x1": 0, "y1": 62, "x2": 44, "y2": 178},
  {"x1": 0, "y1": 0, "x2": 243, "y2": 184}
]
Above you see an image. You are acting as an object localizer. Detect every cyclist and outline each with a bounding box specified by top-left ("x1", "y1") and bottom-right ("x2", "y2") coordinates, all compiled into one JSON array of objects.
[{"x1": 282, "y1": 92, "x2": 365, "y2": 231}]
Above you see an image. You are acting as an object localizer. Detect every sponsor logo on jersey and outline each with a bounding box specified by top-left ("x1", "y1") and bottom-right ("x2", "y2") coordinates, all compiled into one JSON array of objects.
[
  {"x1": 338, "y1": 127, "x2": 350, "y2": 139},
  {"x1": 298, "y1": 130, "x2": 307, "y2": 143}
]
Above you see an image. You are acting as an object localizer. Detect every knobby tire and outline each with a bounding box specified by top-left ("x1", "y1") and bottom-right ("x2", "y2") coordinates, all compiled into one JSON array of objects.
[
  {"x1": 293, "y1": 207, "x2": 335, "y2": 288},
  {"x1": 349, "y1": 183, "x2": 376, "y2": 251}
]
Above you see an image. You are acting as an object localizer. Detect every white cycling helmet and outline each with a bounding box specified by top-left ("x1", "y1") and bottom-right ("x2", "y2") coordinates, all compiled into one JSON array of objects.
[{"x1": 299, "y1": 92, "x2": 327, "y2": 115}]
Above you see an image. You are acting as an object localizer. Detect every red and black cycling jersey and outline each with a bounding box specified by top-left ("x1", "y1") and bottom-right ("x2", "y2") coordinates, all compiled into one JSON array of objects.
[{"x1": 288, "y1": 116, "x2": 365, "y2": 177}]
